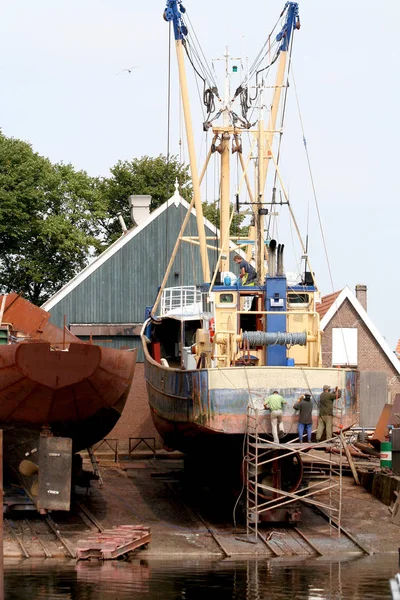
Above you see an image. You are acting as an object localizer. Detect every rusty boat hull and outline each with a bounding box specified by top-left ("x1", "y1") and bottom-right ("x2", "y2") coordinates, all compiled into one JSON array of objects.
[
  {"x1": 0, "y1": 293, "x2": 137, "y2": 506},
  {"x1": 143, "y1": 340, "x2": 357, "y2": 456},
  {"x1": 0, "y1": 341, "x2": 136, "y2": 451}
]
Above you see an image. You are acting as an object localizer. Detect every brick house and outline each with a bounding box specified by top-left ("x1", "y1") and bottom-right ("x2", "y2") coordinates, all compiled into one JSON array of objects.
[{"x1": 317, "y1": 284, "x2": 400, "y2": 426}]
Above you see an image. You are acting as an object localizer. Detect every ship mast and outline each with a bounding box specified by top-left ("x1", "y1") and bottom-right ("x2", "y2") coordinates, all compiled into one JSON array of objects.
[
  {"x1": 164, "y1": 1, "x2": 300, "y2": 286},
  {"x1": 255, "y1": 2, "x2": 300, "y2": 281},
  {"x1": 219, "y1": 48, "x2": 231, "y2": 274},
  {"x1": 164, "y1": 1, "x2": 210, "y2": 283}
]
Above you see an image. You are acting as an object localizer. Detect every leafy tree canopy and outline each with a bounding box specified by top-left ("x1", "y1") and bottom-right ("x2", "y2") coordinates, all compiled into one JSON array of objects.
[
  {"x1": 99, "y1": 153, "x2": 247, "y2": 247},
  {"x1": 0, "y1": 135, "x2": 247, "y2": 305},
  {"x1": 0, "y1": 132, "x2": 106, "y2": 304},
  {"x1": 99, "y1": 155, "x2": 192, "y2": 247}
]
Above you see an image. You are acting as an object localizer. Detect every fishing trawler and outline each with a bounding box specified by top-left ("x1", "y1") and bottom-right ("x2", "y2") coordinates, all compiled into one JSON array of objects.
[
  {"x1": 0, "y1": 293, "x2": 136, "y2": 510},
  {"x1": 141, "y1": 2, "x2": 357, "y2": 465}
]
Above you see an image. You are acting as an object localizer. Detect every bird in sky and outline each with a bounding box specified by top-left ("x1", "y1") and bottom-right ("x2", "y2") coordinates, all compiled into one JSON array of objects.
[{"x1": 117, "y1": 66, "x2": 139, "y2": 75}]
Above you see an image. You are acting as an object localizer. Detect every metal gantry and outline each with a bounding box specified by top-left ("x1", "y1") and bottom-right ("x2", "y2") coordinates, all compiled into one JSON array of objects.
[{"x1": 245, "y1": 405, "x2": 344, "y2": 541}]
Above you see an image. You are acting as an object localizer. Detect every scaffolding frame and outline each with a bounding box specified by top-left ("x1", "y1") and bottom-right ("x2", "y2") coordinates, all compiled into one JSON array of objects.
[{"x1": 245, "y1": 405, "x2": 343, "y2": 543}]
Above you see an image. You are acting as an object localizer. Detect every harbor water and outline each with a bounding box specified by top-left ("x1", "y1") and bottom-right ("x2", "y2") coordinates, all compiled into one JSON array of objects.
[{"x1": 4, "y1": 554, "x2": 398, "y2": 599}]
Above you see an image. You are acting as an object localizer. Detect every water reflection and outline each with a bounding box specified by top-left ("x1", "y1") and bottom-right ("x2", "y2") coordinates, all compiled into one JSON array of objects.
[{"x1": 4, "y1": 555, "x2": 397, "y2": 599}]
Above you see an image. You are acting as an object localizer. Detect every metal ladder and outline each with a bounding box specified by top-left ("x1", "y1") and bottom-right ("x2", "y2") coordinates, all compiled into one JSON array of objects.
[
  {"x1": 245, "y1": 404, "x2": 260, "y2": 543},
  {"x1": 87, "y1": 446, "x2": 104, "y2": 488}
]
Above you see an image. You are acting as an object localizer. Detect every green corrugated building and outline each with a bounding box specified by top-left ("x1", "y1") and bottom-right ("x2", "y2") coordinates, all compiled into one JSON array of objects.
[{"x1": 43, "y1": 186, "x2": 231, "y2": 361}]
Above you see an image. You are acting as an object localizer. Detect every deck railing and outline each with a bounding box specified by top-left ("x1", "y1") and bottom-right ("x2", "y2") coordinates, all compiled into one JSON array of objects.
[{"x1": 160, "y1": 286, "x2": 202, "y2": 317}]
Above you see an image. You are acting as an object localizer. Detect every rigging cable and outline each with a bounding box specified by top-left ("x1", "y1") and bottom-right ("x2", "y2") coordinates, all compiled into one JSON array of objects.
[
  {"x1": 182, "y1": 36, "x2": 218, "y2": 123},
  {"x1": 235, "y1": 13, "x2": 281, "y2": 94},
  {"x1": 165, "y1": 21, "x2": 172, "y2": 271},
  {"x1": 291, "y1": 66, "x2": 351, "y2": 366},
  {"x1": 183, "y1": 11, "x2": 218, "y2": 89},
  {"x1": 265, "y1": 27, "x2": 295, "y2": 240},
  {"x1": 167, "y1": 21, "x2": 172, "y2": 162}
]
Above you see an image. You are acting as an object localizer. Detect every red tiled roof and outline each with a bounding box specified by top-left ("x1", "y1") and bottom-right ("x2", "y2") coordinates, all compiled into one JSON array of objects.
[
  {"x1": 316, "y1": 290, "x2": 342, "y2": 319},
  {"x1": 396, "y1": 339, "x2": 400, "y2": 356}
]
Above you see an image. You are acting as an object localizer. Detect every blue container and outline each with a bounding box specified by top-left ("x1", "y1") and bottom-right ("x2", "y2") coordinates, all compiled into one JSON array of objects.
[
  {"x1": 286, "y1": 358, "x2": 295, "y2": 367},
  {"x1": 224, "y1": 276, "x2": 231, "y2": 286}
]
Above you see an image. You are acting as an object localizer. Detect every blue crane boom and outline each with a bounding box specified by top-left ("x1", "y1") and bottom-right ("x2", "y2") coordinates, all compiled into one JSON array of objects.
[
  {"x1": 163, "y1": 0, "x2": 187, "y2": 41},
  {"x1": 163, "y1": 1, "x2": 300, "y2": 49},
  {"x1": 277, "y1": 2, "x2": 301, "y2": 51}
]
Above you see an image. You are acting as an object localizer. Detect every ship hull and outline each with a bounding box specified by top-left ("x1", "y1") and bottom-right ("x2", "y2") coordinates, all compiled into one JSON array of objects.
[
  {"x1": 0, "y1": 341, "x2": 136, "y2": 430},
  {"x1": 0, "y1": 293, "x2": 137, "y2": 508},
  {"x1": 143, "y1": 342, "x2": 358, "y2": 455}
]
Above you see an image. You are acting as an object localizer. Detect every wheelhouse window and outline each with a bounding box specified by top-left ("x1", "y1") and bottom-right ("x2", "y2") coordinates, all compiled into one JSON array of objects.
[
  {"x1": 288, "y1": 293, "x2": 310, "y2": 306},
  {"x1": 219, "y1": 293, "x2": 234, "y2": 303}
]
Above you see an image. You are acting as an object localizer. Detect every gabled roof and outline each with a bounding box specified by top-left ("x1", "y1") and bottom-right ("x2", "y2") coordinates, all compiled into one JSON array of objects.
[
  {"x1": 42, "y1": 186, "x2": 234, "y2": 312},
  {"x1": 320, "y1": 286, "x2": 400, "y2": 375},
  {"x1": 316, "y1": 290, "x2": 342, "y2": 319}
]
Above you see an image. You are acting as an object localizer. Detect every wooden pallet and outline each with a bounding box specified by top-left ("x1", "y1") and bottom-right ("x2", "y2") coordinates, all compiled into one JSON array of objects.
[{"x1": 76, "y1": 525, "x2": 151, "y2": 560}]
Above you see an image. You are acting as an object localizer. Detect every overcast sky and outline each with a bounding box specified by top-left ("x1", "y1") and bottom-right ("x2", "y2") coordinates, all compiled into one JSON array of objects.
[{"x1": 1, "y1": 1, "x2": 399, "y2": 349}]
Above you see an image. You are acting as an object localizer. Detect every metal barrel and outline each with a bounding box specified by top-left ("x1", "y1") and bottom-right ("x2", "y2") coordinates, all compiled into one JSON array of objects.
[{"x1": 380, "y1": 441, "x2": 392, "y2": 468}]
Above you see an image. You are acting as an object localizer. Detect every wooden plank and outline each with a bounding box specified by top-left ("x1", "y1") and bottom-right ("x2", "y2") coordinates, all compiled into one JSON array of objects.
[
  {"x1": 76, "y1": 526, "x2": 151, "y2": 561},
  {"x1": 103, "y1": 532, "x2": 151, "y2": 559},
  {"x1": 293, "y1": 527, "x2": 323, "y2": 556},
  {"x1": 340, "y1": 432, "x2": 360, "y2": 486}
]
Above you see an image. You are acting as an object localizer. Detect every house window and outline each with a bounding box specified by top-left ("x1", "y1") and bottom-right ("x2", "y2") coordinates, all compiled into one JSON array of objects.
[{"x1": 332, "y1": 328, "x2": 357, "y2": 366}]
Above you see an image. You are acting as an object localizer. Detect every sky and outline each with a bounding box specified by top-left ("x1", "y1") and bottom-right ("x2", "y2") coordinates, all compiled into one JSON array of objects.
[{"x1": 1, "y1": 1, "x2": 400, "y2": 348}]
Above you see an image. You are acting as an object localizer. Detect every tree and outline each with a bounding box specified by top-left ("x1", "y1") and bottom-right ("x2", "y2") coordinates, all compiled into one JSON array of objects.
[
  {"x1": 0, "y1": 132, "x2": 106, "y2": 304},
  {"x1": 99, "y1": 155, "x2": 191, "y2": 247},
  {"x1": 99, "y1": 153, "x2": 248, "y2": 248}
]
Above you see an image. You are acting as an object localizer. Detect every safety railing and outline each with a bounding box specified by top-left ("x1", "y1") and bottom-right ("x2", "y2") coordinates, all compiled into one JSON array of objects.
[
  {"x1": 129, "y1": 437, "x2": 156, "y2": 459},
  {"x1": 160, "y1": 286, "x2": 202, "y2": 316}
]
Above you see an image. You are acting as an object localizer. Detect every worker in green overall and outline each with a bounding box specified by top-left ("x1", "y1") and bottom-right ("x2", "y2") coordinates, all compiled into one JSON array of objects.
[
  {"x1": 264, "y1": 391, "x2": 287, "y2": 444},
  {"x1": 316, "y1": 385, "x2": 342, "y2": 441}
]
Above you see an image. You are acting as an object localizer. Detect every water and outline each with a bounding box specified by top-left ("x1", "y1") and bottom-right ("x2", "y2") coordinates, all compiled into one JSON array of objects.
[{"x1": 4, "y1": 555, "x2": 398, "y2": 599}]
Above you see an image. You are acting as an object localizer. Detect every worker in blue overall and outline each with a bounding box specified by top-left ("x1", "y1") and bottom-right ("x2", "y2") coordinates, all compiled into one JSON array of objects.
[
  {"x1": 294, "y1": 393, "x2": 313, "y2": 442},
  {"x1": 233, "y1": 255, "x2": 257, "y2": 285}
]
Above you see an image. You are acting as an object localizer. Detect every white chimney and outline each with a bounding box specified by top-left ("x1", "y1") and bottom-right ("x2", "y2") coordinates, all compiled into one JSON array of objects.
[
  {"x1": 128, "y1": 195, "x2": 151, "y2": 227},
  {"x1": 355, "y1": 284, "x2": 367, "y2": 312}
]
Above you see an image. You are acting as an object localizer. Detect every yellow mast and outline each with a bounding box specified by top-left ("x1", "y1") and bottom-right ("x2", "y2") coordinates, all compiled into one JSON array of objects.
[
  {"x1": 219, "y1": 48, "x2": 232, "y2": 273},
  {"x1": 254, "y1": 50, "x2": 288, "y2": 281},
  {"x1": 166, "y1": 5, "x2": 211, "y2": 282},
  {"x1": 165, "y1": 1, "x2": 299, "y2": 286}
]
